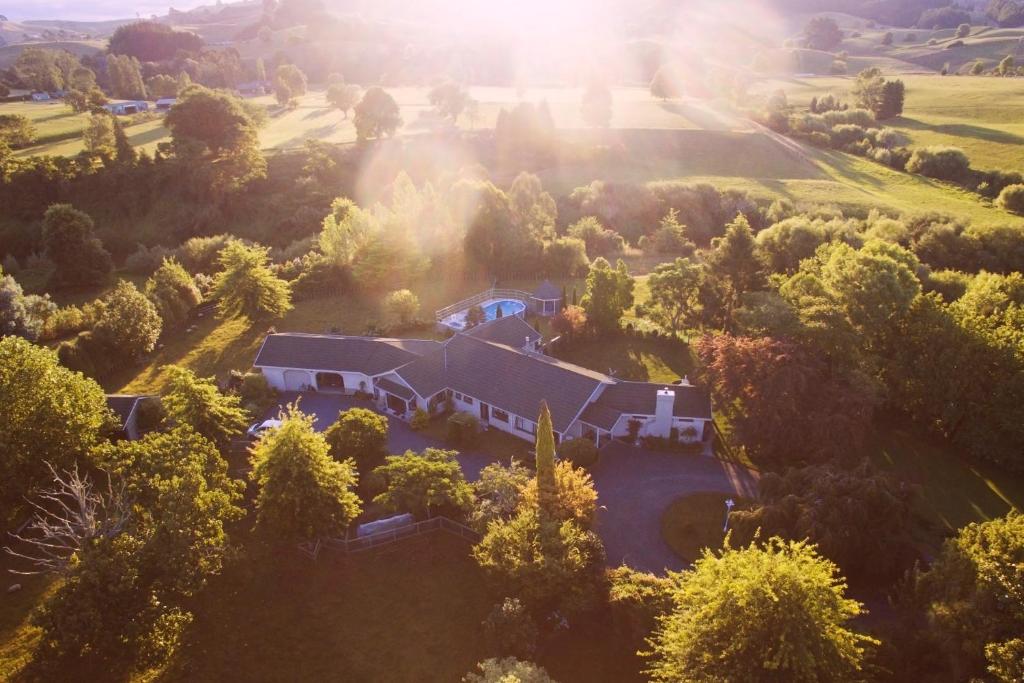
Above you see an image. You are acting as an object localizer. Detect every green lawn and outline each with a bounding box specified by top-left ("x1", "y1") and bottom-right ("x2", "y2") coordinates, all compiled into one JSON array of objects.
[
  {"x1": 1, "y1": 533, "x2": 643, "y2": 682},
  {"x1": 552, "y1": 335, "x2": 695, "y2": 385},
  {"x1": 661, "y1": 492, "x2": 750, "y2": 563}
]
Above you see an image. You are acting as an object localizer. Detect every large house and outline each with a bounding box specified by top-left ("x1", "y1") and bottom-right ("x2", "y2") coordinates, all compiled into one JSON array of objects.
[{"x1": 253, "y1": 316, "x2": 712, "y2": 447}]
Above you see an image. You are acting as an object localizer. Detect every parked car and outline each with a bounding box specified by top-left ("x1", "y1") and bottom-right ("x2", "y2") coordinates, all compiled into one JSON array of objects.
[{"x1": 246, "y1": 419, "x2": 282, "y2": 439}]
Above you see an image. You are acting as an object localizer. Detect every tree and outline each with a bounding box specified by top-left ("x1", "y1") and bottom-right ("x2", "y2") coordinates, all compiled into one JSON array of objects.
[
  {"x1": 41, "y1": 203, "x2": 112, "y2": 287},
  {"x1": 706, "y1": 214, "x2": 765, "y2": 324},
  {"x1": 13, "y1": 47, "x2": 66, "y2": 91},
  {"x1": 803, "y1": 15, "x2": 843, "y2": 51},
  {"x1": 997, "y1": 54, "x2": 1015, "y2": 75},
  {"x1": 0, "y1": 337, "x2": 110, "y2": 524},
  {"x1": 464, "y1": 658, "x2": 556, "y2": 683},
  {"x1": 274, "y1": 63, "x2": 307, "y2": 104},
  {"x1": 919, "y1": 512, "x2": 1024, "y2": 681},
  {"x1": 165, "y1": 85, "x2": 266, "y2": 190},
  {"x1": 696, "y1": 334, "x2": 876, "y2": 465},
  {"x1": 550, "y1": 304, "x2": 587, "y2": 344},
  {"x1": 250, "y1": 406, "x2": 362, "y2": 541},
  {"x1": 325, "y1": 82, "x2": 359, "y2": 119},
  {"x1": 109, "y1": 21, "x2": 203, "y2": 62},
  {"x1": 567, "y1": 216, "x2": 624, "y2": 257},
  {"x1": 0, "y1": 114, "x2": 37, "y2": 148},
  {"x1": 730, "y1": 460, "x2": 916, "y2": 584},
  {"x1": 323, "y1": 407, "x2": 389, "y2": 472},
  {"x1": 521, "y1": 460, "x2": 598, "y2": 530},
  {"x1": 1, "y1": 267, "x2": 54, "y2": 341},
  {"x1": 650, "y1": 64, "x2": 682, "y2": 100},
  {"x1": 92, "y1": 280, "x2": 162, "y2": 359},
  {"x1": 647, "y1": 539, "x2": 874, "y2": 682},
  {"x1": 996, "y1": 183, "x2": 1024, "y2": 214},
  {"x1": 81, "y1": 114, "x2": 116, "y2": 158},
  {"x1": 105, "y1": 53, "x2": 147, "y2": 99},
  {"x1": 473, "y1": 506, "x2": 605, "y2": 615},
  {"x1": 211, "y1": 242, "x2": 292, "y2": 321},
  {"x1": 471, "y1": 459, "x2": 530, "y2": 531},
  {"x1": 581, "y1": 80, "x2": 612, "y2": 127},
  {"x1": 581, "y1": 257, "x2": 634, "y2": 334},
  {"x1": 145, "y1": 73, "x2": 178, "y2": 99},
  {"x1": 31, "y1": 426, "x2": 241, "y2": 666},
  {"x1": 639, "y1": 209, "x2": 696, "y2": 256},
  {"x1": 383, "y1": 288, "x2": 420, "y2": 325},
  {"x1": 353, "y1": 86, "x2": 403, "y2": 140},
  {"x1": 160, "y1": 365, "x2": 249, "y2": 452},
  {"x1": 543, "y1": 237, "x2": 588, "y2": 276},
  {"x1": 851, "y1": 67, "x2": 902, "y2": 119},
  {"x1": 144, "y1": 258, "x2": 202, "y2": 328},
  {"x1": 534, "y1": 402, "x2": 557, "y2": 523},
  {"x1": 956, "y1": 22, "x2": 972, "y2": 38},
  {"x1": 905, "y1": 146, "x2": 970, "y2": 181},
  {"x1": 464, "y1": 182, "x2": 545, "y2": 274},
  {"x1": 318, "y1": 197, "x2": 371, "y2": 267},
  {"x1": 428, "y1": 80, "x2": 471, "y2": 122},
  {"x1": 373, "y1": 448, "x2": 474, "y2": 519},
  {"x1": 638, "y1": 257, "x2": 702, "y2": 336}
]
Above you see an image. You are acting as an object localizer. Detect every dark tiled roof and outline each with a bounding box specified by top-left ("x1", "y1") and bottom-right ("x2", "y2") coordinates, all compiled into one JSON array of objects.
[
  {"x1": 580, "y1": 381, "x2": 712, "y2": 430},
  {"x1": 395, "y1": 349, "x2": 448, "y2": 398},
  {"x1": 375, "y1": 376, "x2": 416, "y2": 401},
  {"x1": 440, "y1": 335, "x2": 605, "y2": 433},
  {"x1": 105, "y1": 395, "x2": 142, "y2": 427},
  {"x1": 464, "y1": 316, "x2": 541, "y2": 349},
  {"x1": 532, "y1": 279, "x2": 562, "y2": 300},
  {"x1": 254, "y1": 334, "x2": 424, "y2": 375}
]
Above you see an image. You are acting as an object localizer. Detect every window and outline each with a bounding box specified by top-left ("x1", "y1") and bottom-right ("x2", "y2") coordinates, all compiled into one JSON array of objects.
[
  {"x1": 515, "y1": 416, "x2": 535, "y2": 434},
  {"x1": 454, "y1": 392, "x2": 463, "y2": 401},
  {"x1": 462, "y1": 395, "x2": 474, "y2": 405},
  {"x1": 492, "y1": 408, "x2": 509, "y2": 423}
]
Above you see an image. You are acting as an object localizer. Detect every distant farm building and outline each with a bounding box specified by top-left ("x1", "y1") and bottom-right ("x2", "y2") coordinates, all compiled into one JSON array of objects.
[
  {"x1": 104, "y1": 100, "x2": 150, "y2": 115},
  {"x1": 155, "y1": 98, "x2": 177, "y2": 110}
]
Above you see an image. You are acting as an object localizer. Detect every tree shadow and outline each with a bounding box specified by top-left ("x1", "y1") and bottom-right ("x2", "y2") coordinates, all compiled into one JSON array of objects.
[{"x1": 898, "y1": 117, "x2": 1024, "y2": 145}]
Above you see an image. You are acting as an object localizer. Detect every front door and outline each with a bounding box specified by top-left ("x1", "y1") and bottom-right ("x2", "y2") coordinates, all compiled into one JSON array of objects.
[{"x1": 479, "y1": 403, "x2": 489, "y2": 423}]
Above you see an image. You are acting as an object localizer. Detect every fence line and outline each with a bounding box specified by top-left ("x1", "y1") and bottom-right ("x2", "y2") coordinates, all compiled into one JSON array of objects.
[
  {"x1": 434, "y1": 287, "x2": 533, "y2": 321},
  {"x1": 297, "y1": 516, "x2": 481, "y2": 560}
]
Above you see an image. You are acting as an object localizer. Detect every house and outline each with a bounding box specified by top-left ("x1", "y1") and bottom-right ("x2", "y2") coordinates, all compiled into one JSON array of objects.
[
  {"x1": 104, "y1": 100, "x2": 150, "y2": 115},
  {"x1": 252, "y1": 316, "x2": 712, "y2": 447},
  {"x1": 30, "y1": 92, "x2": 51, "y2": 102},
  {"x1": 237, "y1": 80, "x2": 270, "y2": 96},
  {"x1": 105, "y1": 394, "x2": 146, "y2": 440}
]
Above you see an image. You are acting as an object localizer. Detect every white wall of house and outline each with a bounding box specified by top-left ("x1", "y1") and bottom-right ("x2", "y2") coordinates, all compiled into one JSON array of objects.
[
  {"x1": 607, "y1": 413, "x2": 708, "y2": 443},
  {"x1": 257, "y1": 366, "x2": 375, "y2": 394}
]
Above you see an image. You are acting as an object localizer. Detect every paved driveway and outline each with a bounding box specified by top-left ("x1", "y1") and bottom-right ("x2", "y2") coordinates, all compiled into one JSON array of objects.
[
  {"x1": 591, "y1": 441, "x2": 758, "y2": 574},
  {"x1": 269, "y1": 393, "x2": 758, "y2": 573},
  {"x1": 266, "y1": 392, "x2": 498, "y2": 479}
]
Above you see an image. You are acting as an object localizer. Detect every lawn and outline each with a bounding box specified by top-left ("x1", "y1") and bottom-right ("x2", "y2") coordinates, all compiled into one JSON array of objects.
[
  {"x1": 660, "y1": 492, "x2": 749, "y2": 563},
  {"x1": 552, "y1": 335, "x2": 695, "y2": 385},
  {"x1": 751, "y1": 74, "x2": 1024, "y2": 172},
  {"x1": 1, "y1": 532, "x2": 643, "y2": 682},
  {"x1": 867, "y1": 423, "x2": 1024, "y2": 536}
]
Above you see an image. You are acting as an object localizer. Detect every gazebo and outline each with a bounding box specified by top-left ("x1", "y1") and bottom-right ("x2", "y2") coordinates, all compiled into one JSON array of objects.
[{"x1": 530, "y1": 280, "x2": 563, "y2": 316}]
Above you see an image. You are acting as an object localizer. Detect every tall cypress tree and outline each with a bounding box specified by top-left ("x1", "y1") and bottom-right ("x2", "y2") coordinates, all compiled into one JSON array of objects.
[{"x1": 535, "y1": 401, "x2": 557, "y2": 522}]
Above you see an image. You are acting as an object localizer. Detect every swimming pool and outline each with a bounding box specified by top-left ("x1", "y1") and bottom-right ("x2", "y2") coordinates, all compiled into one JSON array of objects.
[
  {"x1": 441, "y1": 298, "x2": 527, "y2": 330},
  {"x1": 481, "y1": 299, "x2": 525, "y2": 320}
]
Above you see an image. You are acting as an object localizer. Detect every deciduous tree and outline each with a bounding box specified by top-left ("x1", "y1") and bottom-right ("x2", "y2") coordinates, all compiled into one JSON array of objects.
[
  {"x1": 638, "y1": 257, "x2": 702, "y2": 336},
  {"x1": 250, "y1": 407, "x2": 361, "y2": 541},
  {"x1": 144, "y1": 258, "x2": 202, "y2": 328},
  {"x1": 323, "y1": 407, "x2": 389, "y2": 472},
  {"x1": 647, "y1": 539, "x2": 875, "y2": 682},
  {"x1": 581, "y1": 257, "x2": 634, "y2": 334},
  {"x1": 373, "y1": 448, "x2": 474, "y2": 519},
  {"x1": 353, "y1": 86, "x2": 402, "y2": 141},
  {"x1": 160, "y1": 364, "x2": 249, "y2": 451},
  {"x1": 92, "y1": 280, "x2": 162, "y2": 359},
  {"x1": 325, "y1": 82, "x2": 359, "y2": 119},
  {"x1": 41, "y1": 203, "x2": 112, "y2": 287}
]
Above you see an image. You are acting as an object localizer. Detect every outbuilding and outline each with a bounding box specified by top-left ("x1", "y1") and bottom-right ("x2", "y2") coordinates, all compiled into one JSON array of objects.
[{"x1": 530, "y1": 280, "x2": 563, "y2": 316}]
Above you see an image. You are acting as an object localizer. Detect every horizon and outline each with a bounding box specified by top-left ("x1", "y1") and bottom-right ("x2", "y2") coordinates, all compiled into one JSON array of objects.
[{"x1": 1, "y1": 1, "x2": 206, "y2": 22}]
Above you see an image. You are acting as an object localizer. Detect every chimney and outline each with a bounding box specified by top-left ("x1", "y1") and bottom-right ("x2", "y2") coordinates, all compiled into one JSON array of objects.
[
  {"x1": 524, "y1": 335, "x2": 532, "y2": 352},
  {"x1": 679, "y1": 375, "x2": 691, "y2": 386},
  {"x1": 654, "y1": 387, "x2": 675, "y2": 438}
]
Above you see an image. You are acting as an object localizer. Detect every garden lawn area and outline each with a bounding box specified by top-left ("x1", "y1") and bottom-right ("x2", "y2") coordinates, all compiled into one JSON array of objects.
[
  {"x1": 867, "y1": 423, "x2": 1024, "y2": 536},
  {"x1": 553, "y1": 335, "x2": 695, "y2": 385},
  {"x1": 661, "y1": 492, "x2": 749, "y2": 564}
]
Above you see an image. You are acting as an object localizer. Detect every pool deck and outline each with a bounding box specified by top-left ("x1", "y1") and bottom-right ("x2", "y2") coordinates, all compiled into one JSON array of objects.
[{"x1": 440, "y1": 298, "x2": 527, "y2": 331}]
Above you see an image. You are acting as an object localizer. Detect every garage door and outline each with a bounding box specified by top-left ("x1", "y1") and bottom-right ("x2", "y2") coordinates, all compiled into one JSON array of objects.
[{"x1": 283, "y1": 370, "x2": 311, "y2": 391}]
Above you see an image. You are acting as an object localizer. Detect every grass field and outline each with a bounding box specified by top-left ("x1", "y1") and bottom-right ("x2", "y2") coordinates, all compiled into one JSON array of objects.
[
  {"x1": 752, "y1": 74, "x2": 1024, "y2": 172},
  {"x1": 0, "y1": 532, "x2": 643, "y2": 682}
]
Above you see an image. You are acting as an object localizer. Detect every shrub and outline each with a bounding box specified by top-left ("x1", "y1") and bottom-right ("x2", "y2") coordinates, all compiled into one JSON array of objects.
[
  {"x1": 822, "y1": 108, "x2": 875, "y2": 128},
  {"x1": 829, "y1": 124, "x2": 867, "y2": 147},
  {"x1": 956, "y1": 23, "x2": 971, "y2": 38},
  {"x1": 807, "y1": 131, "x2": 832, "y2": 147},
  {"x1": 924, "y1": 269, "x2": 971, "y2": 302},
  {"x1": 383, "y1": 289, "x2": 420, "y2": 324},
  {"x1": 124, "y1": 244, "x2": 172, "y2": 275},
  {"x1": 175, "y1": 234, "x2": 237, "y2": 274},
  {"x1": 906, "y1": 146, "x2": 971, "y2": 182},
  {"x1": 557, "y1": 438, "x2": 599, "y2": 468},
  {"x1": 608, "y1": 566, "x2": 676, "y2": 651},
  {"x1": 239, "y1": 371, "x2": 276, "y2": 409},
  {"x1": 996, "y1": 184, "x2": 1024, "y2": 214},
  {"x1": 482, "y1": 597, "x2": 538, "y2": 659},
  {"x1": 410, "y1": 407, "x2": 430, "y2": 431},
  {"x1": 447, "y1": 411, "x2": 479, "y2": 446}
]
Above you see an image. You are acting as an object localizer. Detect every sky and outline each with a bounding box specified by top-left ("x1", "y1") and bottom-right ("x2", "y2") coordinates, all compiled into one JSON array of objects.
[{"x1": 1, "y1": 1, "x2": 205, "y2": 22}]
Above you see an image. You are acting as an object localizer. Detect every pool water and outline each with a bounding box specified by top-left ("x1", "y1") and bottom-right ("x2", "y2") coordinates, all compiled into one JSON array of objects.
[{"x1": 481, "y1": 299, "x2": 525, "y2": 321}]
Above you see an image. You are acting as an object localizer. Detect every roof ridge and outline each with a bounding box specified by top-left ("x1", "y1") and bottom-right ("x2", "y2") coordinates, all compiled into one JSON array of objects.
[{"x1": 454, "y1": 334, "x2": 611, "y2": 382}]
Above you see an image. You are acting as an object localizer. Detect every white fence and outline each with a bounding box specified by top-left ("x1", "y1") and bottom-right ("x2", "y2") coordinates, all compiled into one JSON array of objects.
[
  {"x1": 434, "y1": 288, "x2": 533, "y2": 321},
  {"x1": 297, "y1": 516, "x2": 481, "y2": 560}
]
